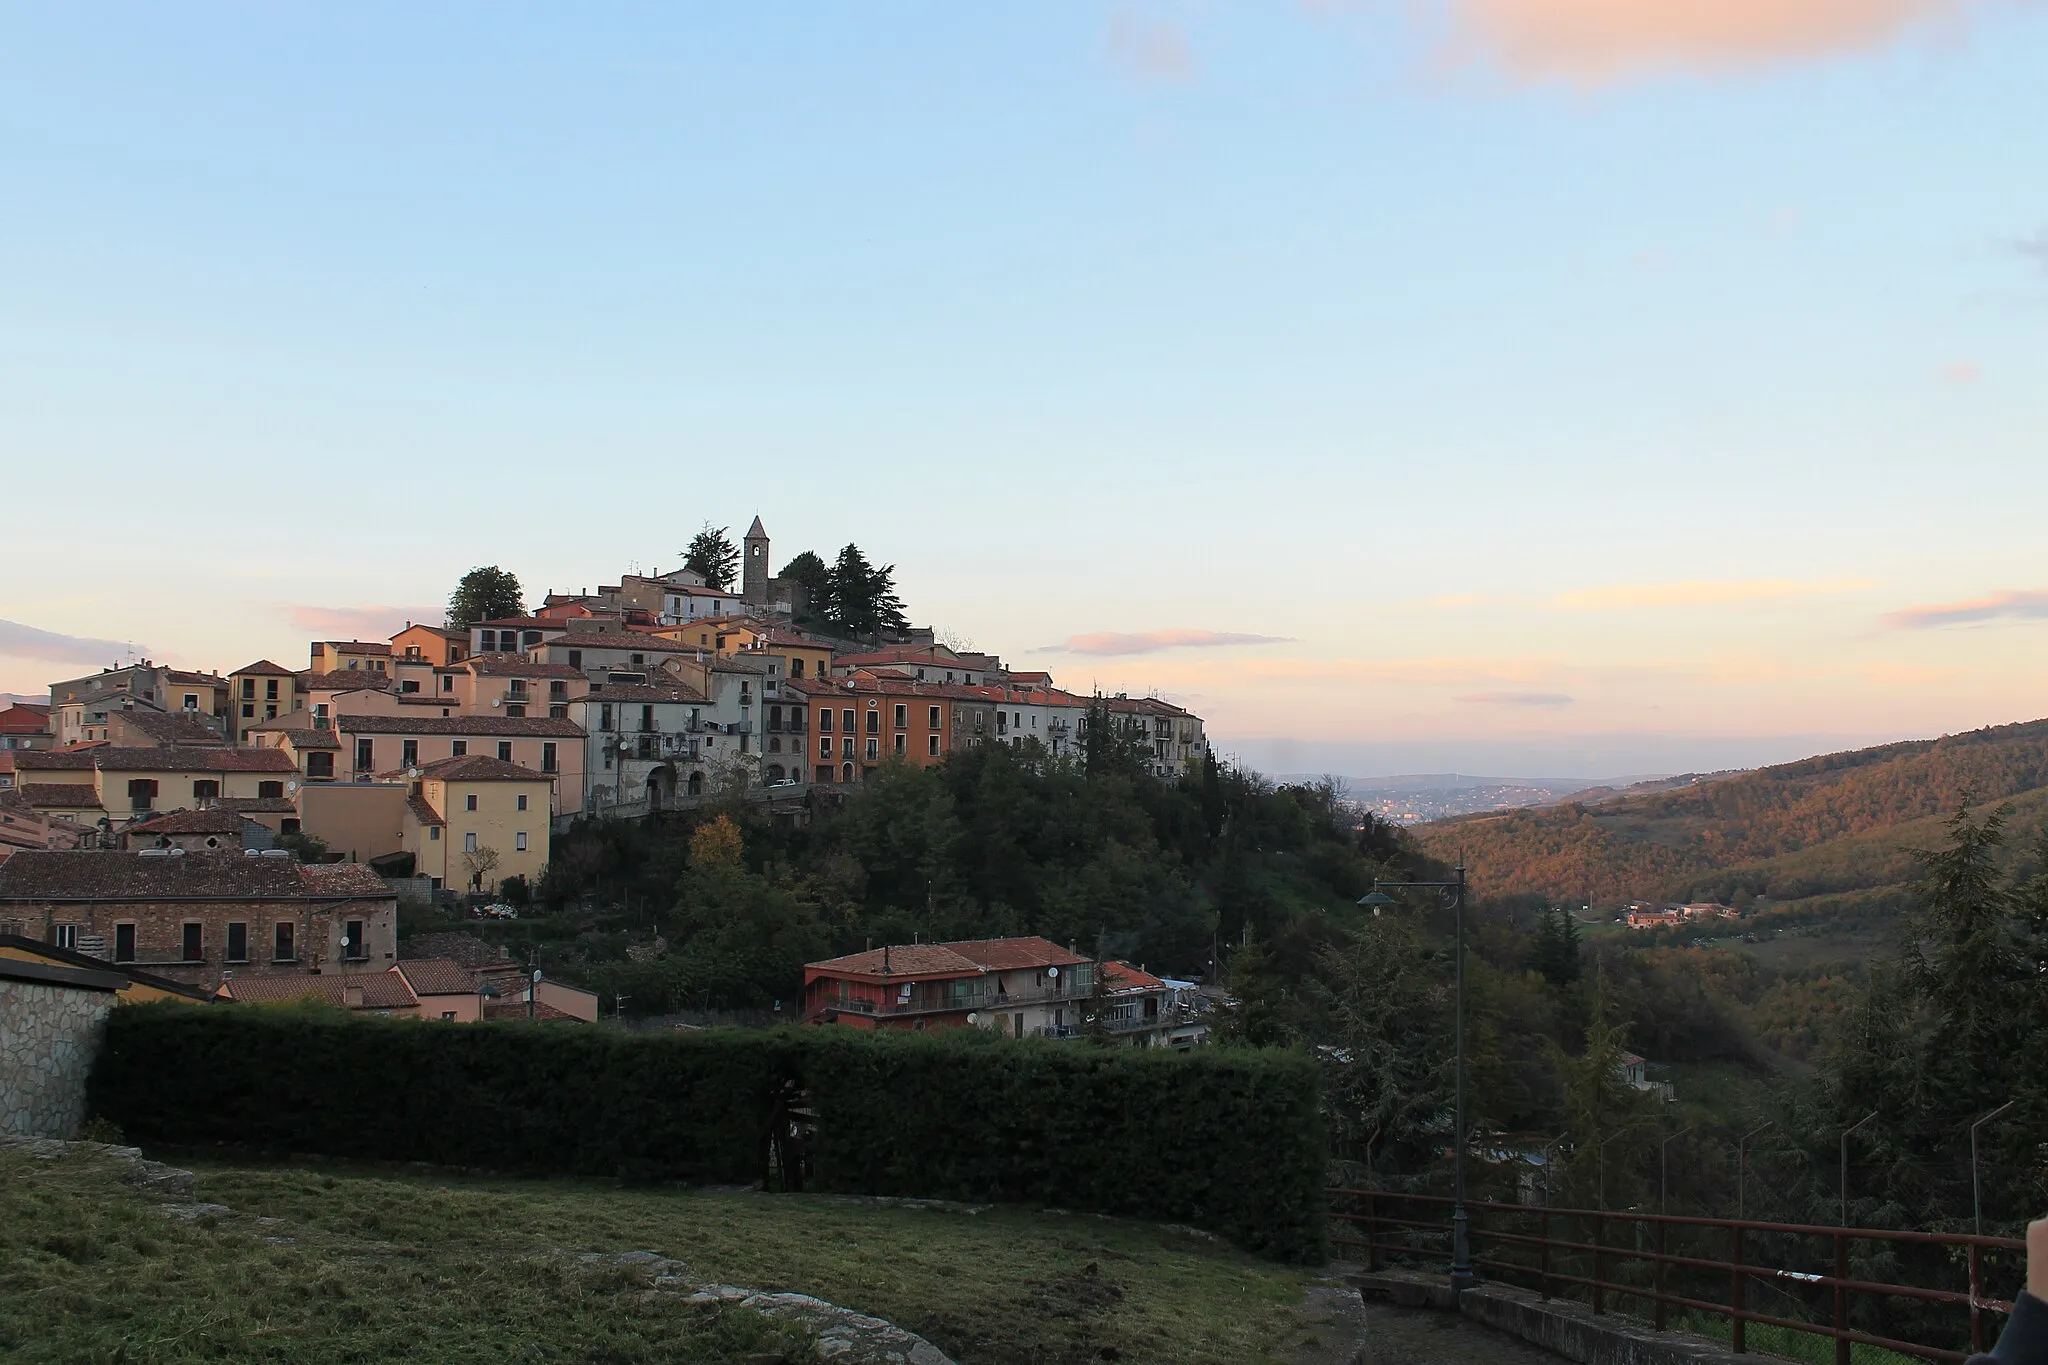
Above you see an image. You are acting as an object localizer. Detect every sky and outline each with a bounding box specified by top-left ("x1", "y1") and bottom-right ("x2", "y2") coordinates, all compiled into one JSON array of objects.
[{"x1": 3, "y1": 2, "x2": 2045, "y2": 778}]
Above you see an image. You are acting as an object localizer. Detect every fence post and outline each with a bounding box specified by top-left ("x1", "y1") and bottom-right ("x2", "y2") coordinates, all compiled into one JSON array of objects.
[
  {"x1": 1592, "y1": 1212, "x2": 1606, "y2": 1317},
  {"x1": 1834, "y1": 1232, "x2": 1850, "y2": 1365},
  {"x1": 1364, "y1": 1191, "x2": 1379, "y2": 1272},
  {"x1": 1731, "y1": 1223, "x2": 1746, "y2": 1354},
  {"x1": 1539, "y1": 1208, "x2": 1551, "y2": 1301},
  {"x1": 1971, "y1": 1243, "x2": 1985, "y2": 1355},
  {"x1": 1654, "y1": 1216, "x2": 1668, "y2": 1330}
]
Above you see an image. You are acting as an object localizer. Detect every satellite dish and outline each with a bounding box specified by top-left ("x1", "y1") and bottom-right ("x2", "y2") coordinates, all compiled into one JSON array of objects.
[
  {"x1": 966, "y1": 1012, "x2": 979, "y2": 1025},
  {"x1": 1046, "y1": 966, "x2": 1059, "y2": 979},
  {"x1": 491, "y1": 698, "x2": 502, "y2": 707},
  {"x1": 286, "y1": 780, "x2": 299, "y2": 793},
  {"x1": 407, "y1": 767, "x2": 419, "y2": 779},
  {"x1": 532, "y1": 969, "x2": 542, "y2": 983}
]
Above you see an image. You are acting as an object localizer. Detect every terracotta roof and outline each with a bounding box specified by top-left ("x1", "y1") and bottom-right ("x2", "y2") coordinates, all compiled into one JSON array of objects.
[
  {"x1": 0, "y1": 851, "x2": 393, "y2": 901},
  {"x1": 580, "y1": 682, "x2": 706, "y2": 703},
  {"x1": 1100, "y1": 960, "x2": 1166, "y2": 993},
  {"x1": 30, "y1": 747, "x2": 297, "y2": 774},
  {"x1": 214, "y1": 796, "x2": 299, "y2": 814},
  {"x1": 410, "y1": 754, "x2": 547, "y2": 783},
  {"x1": 474, "y1": 617, "x2": 564, "y2": 630},
  {"x1": 461, "y1": 656, "x2": 586, "y2": 679},
  {"x1": 163, "y1": 670, "x2": 223, "y2": 687},
  {"x1": 1102, "y1": 695, "x2": 1193, "y2": 718},
  {"x1": 391, "y1": 624, "x2": 464, "y2": 639},
  {"x1": 18, "y1": 751, "x2": 98, "y2": 771},
  {"x1": 406, "y1": 793, "x2": 446, "y2": 827},
  {"x1": 547, "y1": 633, "x2": 699, "y2": 653},
  {"x1": 393, "y1": 958, "x2": 480, "y2": 995},
  {"x1": 400, "y1": 932, "x2": 518, "y2": 969},
  {"x1": 222, "y1": 972, "x2": 417, "y2": 1010},
  {"x1": 232, "y1": 660, "x2": 298, "y2": 677},
  {"x1": 806, "y1": 944, "x2": 984, "y2": 979},
  {"x1": 281, "y1": 730, "x2": 342, "y2": 750},
  {"x1": 17, "y1": 784, "x2": 105, "y2": 810},
  {"x1": 482, "y1": 997, "x2": 582, "y2": 1022},
  {"x1": 127, "y1": 809, "x2": 248, "y2": 836},
  {"x1": 335, "y1": 715, "x2": 584, "y2": 737},
  {"x1": 320, "y1": 641, "x2": 393, "y2": 654},
  {"x1": 940, "y1": 937, "x2": 1092, "y2": 972},
  {"x1": 113, "y1": 711, "x2": 227, "y2": 746}
]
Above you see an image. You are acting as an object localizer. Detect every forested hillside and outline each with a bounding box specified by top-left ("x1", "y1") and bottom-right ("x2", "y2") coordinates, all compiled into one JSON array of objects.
[{"x1": 1414, "y1": 719, "x2": 2048, "y2": 905}]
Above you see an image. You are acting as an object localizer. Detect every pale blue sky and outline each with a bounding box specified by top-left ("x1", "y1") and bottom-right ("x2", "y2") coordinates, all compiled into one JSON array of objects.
[{"x1": 4, "y1": 3, "x2": 2045, "y2": 775}]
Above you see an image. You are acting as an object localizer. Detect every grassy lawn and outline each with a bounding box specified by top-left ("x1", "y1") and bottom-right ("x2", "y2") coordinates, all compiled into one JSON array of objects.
[{"x1": 1, "y1": 1144, "x2": 1317, "y2": 1364}]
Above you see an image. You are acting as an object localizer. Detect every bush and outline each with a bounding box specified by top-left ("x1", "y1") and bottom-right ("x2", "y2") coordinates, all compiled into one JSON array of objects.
[{"x1": 88, "y1": 1008, "x2": 1325, "y2": 1261}]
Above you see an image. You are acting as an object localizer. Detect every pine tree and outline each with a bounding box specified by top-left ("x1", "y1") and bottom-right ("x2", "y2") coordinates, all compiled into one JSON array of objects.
[
  {"x1": 682, "y1": 524, "x2": 740, "y2": 591},
  {"x1": 1530, "y1": 907, "x2": 1583, "y2": 990}
]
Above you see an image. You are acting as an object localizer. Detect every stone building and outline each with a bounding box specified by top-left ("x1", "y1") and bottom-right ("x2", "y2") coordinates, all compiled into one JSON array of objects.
[
  {"x1": 0, "y1": 850, "x2": 398, "y2": 992},
  {"x1": 0, "y1": 954, "x2": 120, "y2": 1137}
]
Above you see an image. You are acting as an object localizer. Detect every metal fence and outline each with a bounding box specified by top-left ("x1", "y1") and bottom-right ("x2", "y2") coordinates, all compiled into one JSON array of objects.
[{"x1": 1329, "y1": 1187, "x2": 2025, "y2": 1363}]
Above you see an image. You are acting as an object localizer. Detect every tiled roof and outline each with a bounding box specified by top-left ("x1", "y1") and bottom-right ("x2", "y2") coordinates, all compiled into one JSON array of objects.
[
  {"x1": 461, "y1": 656, "x2": 586, "y2": 679},
  {"x1": 1102, "y1": 695, "x2": 1193, "y2": 717},
  {"x1": 335, "y1": 715, "x2": 584, "y2": 737},
  {"x1": 393, "y1": 958, "x2": 479, "y2": 995},
  {"x1": 0, "y1": 706, "x2": 54, "y2": 735},
  {"x1": 113, "y1": 711, "x2": 228, "y2": 746},
  {"x1": 940, "y1": 937, "x2": 1093, "y2": 972},
  {"x1": 163, "y1": 670, "x2": 223, "y2": 687},
  {"x1": 475, "y1": 617, "x2": 566, "y2": 630},
  {"x1": 127, "y1": 809, "x2": 248, "y2": 835},
  {"x1": 222, "y1": 972, "x2": 418, "y2": 1010},
  {"x1": 400, "y1": 931, "x2": 518, "y2": 968},
  {"x1": 547, "y1": 633, "x2": 699, "y2": 653},
  {"x1": 232, "y1": 660, "x2": 298, "y2": 676},
  {"x1": 14, "y1": 747, "x2": 298, "y2": 774},
  {"x1": 214, "y1": 796, "x2": 298, "y2": 814},
  {"x1": 580, "y1": 682, "x2": 706, "y2": 703},
  {"x1": 405, "y1": 794, "x2": 445, "y2": 827},
  {"x1": 17, "y1": 784, "x2": 104, "y2": 810},
  {"x1": 482, "y1": 997, "x2": 582, "y2": 1022},
  {"x1": 1100, "y1": 960, "x2": 1166, "y2": 993},
  {"x1": 806, "y1": 944, "x2": 984, "y2": 979},
  {"x1": 411, "y1": 754, "x2": 547, "y2": 783},
  {"x1": 321, "y1": 641, "x2": 393, "y2": 654},
  {"x1": 281, "y1": 730, "x2": 342, "y2": 750},
  {"x1": 0, "y1": 851, "x2": 393, "y2": 901}
]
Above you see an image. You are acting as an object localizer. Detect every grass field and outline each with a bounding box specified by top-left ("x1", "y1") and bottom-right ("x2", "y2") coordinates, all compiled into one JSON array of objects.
[{"x1": 0, "y1": 1143, "x2": 1318, "y2": 1364}]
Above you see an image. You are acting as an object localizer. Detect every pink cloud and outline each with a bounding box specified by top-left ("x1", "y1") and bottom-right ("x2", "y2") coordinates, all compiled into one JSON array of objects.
[
  {"x1": 286, "y1": 605, "x2": 440, "y2": 639},
  {"x1": 1882, "y1": 589, "x2": 2048, "y2": 630},
  {"x1": 1446, "y1": 0, "x2": 1981, "y2": 82},
  {"x1": 1107, "y1": 9, "x2": 1196, "y2": 83},
  {"x1": 1454, "y1": 690, "x2": 1575, "y2": 706},
  {"x1": 1939, "y1": 359, "x2": 1982, "y2": 384},
  {"x1": 1049, "y1": 629, "x2": 1293, "y2": 657}
]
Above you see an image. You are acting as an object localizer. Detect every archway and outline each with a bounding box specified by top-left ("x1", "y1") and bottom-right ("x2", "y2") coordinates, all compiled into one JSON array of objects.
[{"x1": 687, "y1": 769, "x2": 705, "y2": 797}]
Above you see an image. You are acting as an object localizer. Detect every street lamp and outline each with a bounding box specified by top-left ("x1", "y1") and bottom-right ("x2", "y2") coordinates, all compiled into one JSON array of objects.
[{"x1": 1358, "y1": 862, "x2": 1472, "y2": 1291}]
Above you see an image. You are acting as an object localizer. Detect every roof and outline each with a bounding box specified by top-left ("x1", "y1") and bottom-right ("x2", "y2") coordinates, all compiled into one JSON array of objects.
[
  {"x1": 1102, "y1": 695, "x2": 1193, "y2": 718},
  {"x1": 391, "y1": 624, "x2": 463, "y2": 639},
  {"x1": 320, "y1": 641, "x2": 392, "y2": 654},
  {"x1": 400, "y1": 931, "x2": 519, "y2": 969},
  {"x1": 580, "y1": 682, "x2": 707, "y2": 703},
  {"x1": 0, "y1": 933, "x2": 215, "y2": 1001},
  {"x1": 0, "y1": 851, "x2": 394, "y2": 902},
  {"x1": 16, "y1": 751, "x2": 95, "y2": 770},
  {"x1": 1100, "y1": 961, "x2": 1166, "y2": 993},
  {"x1": 221, "y1": 972, "x2": 418, "y2": 1010},
  {"x1": 461, "y1": 656, "x2": 586, "y2": 679},
  {"x1": 163, "y1": 670, "x2": 223, "y2": 687},
  {"x1": 305, "y1": 674, "x2": 388, "y2": 695},
  {"x1": 0, "y1": 705, "x2": 52, "y2": 735},
  {"x1": 232, "y1": 660, "x2": 298, "y2": 677},
  {"x1": 482, "y1": 997, "x2": 582, "y2": 1022},
  {"x1": 547, "y1": 633, "x2": 699, "y2": 654},
  {"x1": 335, "y1": 715, "x2": 584, "y2": 737},
  {"x1": 410, "y1": 754, "x2": 549, "y2": 783},
  {"x1": 214, "y1": 796, "x2": 299, "y2": 814},
  {"x1": 805, "y1": 937, "x2": 1092, "y2": 980},
  {"x1": 474, "y1": 617, "x2": 567, "y2": 630},
  {"x1": 393, "y1": 958, "x2": 481, "y2": 995},
  {"x1": 940, "y1": 937, "x2": 1093, "y2": 971},
  {"x1": 746, "y1": 515, "x2": 767, "y2": 538},
  {"x1": 406, "y1": 793, "x2": 446, "y2": 827},
  {"x1": 127, "y1": 809, "x2": 249, "y2": 836},
  {"x1": 15, "y1": 747, "x2": 296, "y2": 774},
  {"x1": 16, "y1": 784, "x2": 105, "y2": 811},
  {"x1": 112, "y1": 711, "x2": 227, "y2": 746},
  {"x1": 280, "y1": 729, "x2": 342, "y2": 750}
]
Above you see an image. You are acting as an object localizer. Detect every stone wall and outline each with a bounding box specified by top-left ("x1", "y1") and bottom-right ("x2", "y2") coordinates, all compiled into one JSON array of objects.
[{"x1": 0, "y1": 977, "x2": 113, "y2": 1138}]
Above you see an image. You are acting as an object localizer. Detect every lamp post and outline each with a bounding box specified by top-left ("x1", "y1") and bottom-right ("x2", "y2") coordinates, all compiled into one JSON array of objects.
[
  {"x1": 1971, "y1": 1101, "x2": 2017, "y2": 1236},
  {"x1": 1359, "y1": 861, "x2": 1471, "y2": 1290}
]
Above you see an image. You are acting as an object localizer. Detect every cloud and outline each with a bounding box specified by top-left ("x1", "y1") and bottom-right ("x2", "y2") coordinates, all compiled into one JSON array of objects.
[
  {"x1": 1049, "y1": 629, "x2": 1294, "y2": 657},
  {"x1": 1552, "y1": 578, "x2": 1876, "y2": 611},
  {"x1": 1939, "y1": 360, "x2": 1982, "y2": 385},
  {"x1": 0, "y1": 618, "x2": 143, "y2": 666},
  {"x1": 2021, "y1": 228, "x2": 2048, "y2": 273},
  {"x1": 1443, "y1": 0, "x2": 1982, "y2": 83},
  {"x1": 1454, "y1": 690, "x2": 1576, "y2": 706},
  {"x1": 1107, "y1": 8, "x2": 1196, "y2": 83},
  {"x1": 1882, "y1": 589, "x2": 2048, "y2": 630},
  {"x1": 287, "y1": 605, "x2": 440, "y2": 639}
]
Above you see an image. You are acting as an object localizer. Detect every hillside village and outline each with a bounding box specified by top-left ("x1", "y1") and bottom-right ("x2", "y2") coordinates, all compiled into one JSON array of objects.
[{"x1": 0, "y1": 519, "x2": 1211, "y2": 1046}]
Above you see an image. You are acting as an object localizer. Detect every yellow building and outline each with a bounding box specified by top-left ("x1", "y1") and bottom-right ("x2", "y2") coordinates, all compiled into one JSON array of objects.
[
  {"x1": 400, "y1": 755, "x2": 552, "y2": 895},
  {"x1": 389, "y1": 623, "x2": 468, "y2": 668},
  {"x1": 0, "y1": 934, "x2": 214, "y2": 1005},
  {"x1": 310, "y1": 641, "x2": 391, "y2": 676},
  {"x1": 227, "y1": 660, "x2": 303, "y2": 740},
  {"x1": 12, "y1": 747, "x2": 299, "y2": 827}
]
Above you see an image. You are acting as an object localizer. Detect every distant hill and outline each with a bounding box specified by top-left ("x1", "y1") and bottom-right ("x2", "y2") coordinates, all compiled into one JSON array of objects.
[{"x1": 1414, "y1": 719, "x2": 2048, "y2": 907}]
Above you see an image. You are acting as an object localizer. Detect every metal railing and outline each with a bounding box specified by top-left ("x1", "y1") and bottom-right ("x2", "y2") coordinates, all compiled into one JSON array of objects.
[{"x1": 1329, "y1": 1188, "x2": 2024, "y2": 1363}]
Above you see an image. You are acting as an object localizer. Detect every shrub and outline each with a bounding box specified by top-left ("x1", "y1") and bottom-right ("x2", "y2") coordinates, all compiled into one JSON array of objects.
[{"x1": 88, "y1": 1008, "x2": 1325, "y2": 1261}]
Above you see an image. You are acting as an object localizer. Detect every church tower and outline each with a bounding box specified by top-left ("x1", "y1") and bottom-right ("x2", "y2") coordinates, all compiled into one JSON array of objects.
[{"x1": 742, "y1": 515, "x2": 770, "y2": 605}]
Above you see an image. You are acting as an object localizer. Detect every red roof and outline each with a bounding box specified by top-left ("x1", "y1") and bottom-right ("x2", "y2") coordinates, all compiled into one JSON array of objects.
[
  {"x1": 232, "y1": 660, "x2": 298, "y2": 677},
  {"x1": 1100, "y1": 960, "x2": 1166, "y2": 993},
  {"x1": 221, "y1": 972, "x2": 418, "y2": 1010},
  {"x1": 806, "y1": 936, "x2": 1089, "y2": 980},
  {"x1": 393, "y1": 958, "x2": 480, "y2": 995}
]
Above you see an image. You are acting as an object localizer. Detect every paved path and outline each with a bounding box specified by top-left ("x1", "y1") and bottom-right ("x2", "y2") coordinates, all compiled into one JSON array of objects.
[{"x1": 1360, "y1": 1301, "x2": 1567, "y2": 1365}]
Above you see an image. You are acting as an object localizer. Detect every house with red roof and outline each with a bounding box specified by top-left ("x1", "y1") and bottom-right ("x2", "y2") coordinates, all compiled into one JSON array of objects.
[{"x1": 804, "y1": 936, "x2": 1096, "y2": 1038}]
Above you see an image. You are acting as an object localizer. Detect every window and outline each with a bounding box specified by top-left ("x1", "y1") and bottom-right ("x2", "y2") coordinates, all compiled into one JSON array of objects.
[
  {"x1": 226, "y1": 922, "x2": 247, "y2": 963},
  {"x1": 865, "y1": 709, "x2": 880, "y2": 734},
  {"x1": 841, "y1": 763, "x2": 854, "y2": 783},
  {"x1": 355, "y1": 739, "x2": 374, "y2": 771},
  {"x1": 192, "y1": 779, "x2": 219, "y2": 800},
  {"x1": 600, "y1": 703, "x2": 614, "y2": 732},
  {"x1": 894, "y1": 733, "x2": 906, "y2": 755},
  {"x1": 767, "y1": 706, "x2": 781, "y2": 732},
  {"x1": 402, "y1": 740, "x2": 418, "y2": 766},
  {"x1": 549, "y1": 704, "x2": 566, "y2": 719},
  {"x1": 242, "y1": 703, "x2": 255, "y2": 718},
  {"x1": 265, "y1": 679, "x2": 279, "y2": 700},
  {"x1": 127, "y1": 778, "x2": 159, "y2": 811},
  {"x1": 242, "y1": 678, "x2": 256, "y2": 700},
  {"x1": 497, "y1": 741, "x2": 513, "y2": 762},
  {"x1": 181, "y1": 923, "x2": 203, "y2": 962},
  {"x1": 52, "y1": 924, "x2": 79, "y2": 950},
  {"x1": 929, "y1": 705, "x2": 941, "y2": 729},
  {"x1": 442, "y1": 1011, "x2": 457, "y2": 1020},
  {"x1": 451, "y1": 741, "x2": 467, "y2": 757},
  {"x1": 866, "y1": 738, "x2": 879, "y2": 761},
  {"x1": 344, "y1": 919, "x2": 366, "y2": 960},
  {"x1": 441, "y1": 674, "x2": 454, "y2": 693},
  {"x1": 841, "y1": 737, "x2": 854, "y2": 759},
  {"x1": 568, "y1": 649, "x2": 582, "y2": 669},
  {"x1": 465, "y1": 793, "x2": 478, "y2": 812},
  {"x1": 818, "y1": 708, "x2": 832, "y2": 732},
  {"x1": 549, "y1": 680, "x2": 567, "y2": 699},
  {"x1": 281, "y1": 818, "x2": 300, "y2": 835},
  {"x1": 516, "y1": 793, "x2": 528, "y2": 812},
  {"x1": 183, "y1": 693, "x2": 199, "y2": 710},
  {"x1": 264, "y1": 703, "x2": 278, "y2": 719},
  {"x1": 819, "y1": 737, "x2": 832, "y2": 759},
  {"x1": 894, "y1": 704, "x2": 907, "y2": 729},
  {"x1": 259, "y1": 780, "x2": 284, "y2": 799},
  {"x1": 508, "y1": 679, "x2": 527, "y2": 698},
  {"x1": 541, "y1": 742, "x2": 557, "y2": 773},
  {"x1": 515, "y1": 832, "x2": 528, "y2": 852},
  {"x1": 463, "y1": 831, "x2": 478, "y2": 852},
  {"x1": 504, "y1": 704, "x2": 525, "y2": 718},
  {"x1": 842, "y1": 709, "x2": 855, "y2": 734},
  {"x1": 479, "y1": 629, "x2": 497, "y2": 651},
  {"x1": 273, "y1": 922, "x2": 295, "y2": 962},
  {"x1": 791, "y1": 658, "x2": 805, "y2": 678},
  {"x1": 928, "y1": 734, "x2": 940, "y2": 756},
  {"x1": 114, "y1": 924, "x2": 136, "y2": 963},
  {"x1": 630, "y1": 653, "x2": 644, "y2": 666}
]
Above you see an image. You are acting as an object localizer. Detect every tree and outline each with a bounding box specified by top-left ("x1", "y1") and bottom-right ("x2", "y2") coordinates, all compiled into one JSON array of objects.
[
  {"x1": 463, "y1": 844, "x2": 502, "y2": 893},
  {"x1": 273, "y1": 831, "x2": 329, "y2": 864},
  {"x1": 689, "y1": 814, "x2": 744, "y2": 870},
  {"x1": 447, "y1": 567, "x2": 524, "y2": 631},
  {"x1": 824, "y1": 544, "x2": 908, "y2": 639},
  {"x1": 1530, "y1": 907, "x2": 1583, "y2": 990},
  {"x1": 1081, "y1": 955, "x2": 1120, "y2": 1045},
  {"x1": 683, "y1": 523, "x2": 740, "y2": 591},
  {"x1": 778, "y1": 551, "x2": 831, "y2": 619}
]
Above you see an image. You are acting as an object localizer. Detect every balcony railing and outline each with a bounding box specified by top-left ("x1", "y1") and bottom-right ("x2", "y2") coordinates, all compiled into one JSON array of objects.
[{"x1": 815, "y1": 982, "x2": 1086, "y2": 1019}]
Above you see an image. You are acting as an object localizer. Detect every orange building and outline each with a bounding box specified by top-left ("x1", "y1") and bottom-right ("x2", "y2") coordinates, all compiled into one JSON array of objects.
[{"x1": 796, "y1": 674, "x2": 992, "y2": 785}]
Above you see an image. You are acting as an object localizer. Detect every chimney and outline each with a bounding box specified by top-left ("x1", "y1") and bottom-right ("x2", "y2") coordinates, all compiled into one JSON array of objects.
[
  {"x1": 883, "y1": 944, "x2": 891, "y2": 973},
  {"x1": 343, "y1": 983, "x2": 364, "y2": 1009}
]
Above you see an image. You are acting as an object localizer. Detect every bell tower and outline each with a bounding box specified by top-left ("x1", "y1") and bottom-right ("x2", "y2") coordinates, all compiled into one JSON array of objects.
[{"x1": 742, "y1": 515, "x2": 770, "y2": 605}]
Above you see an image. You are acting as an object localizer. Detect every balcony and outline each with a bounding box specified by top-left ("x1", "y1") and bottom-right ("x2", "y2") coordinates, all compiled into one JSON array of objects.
[{"x1": 815, "y1": 981, "x2": 1082, "y2": 1019}]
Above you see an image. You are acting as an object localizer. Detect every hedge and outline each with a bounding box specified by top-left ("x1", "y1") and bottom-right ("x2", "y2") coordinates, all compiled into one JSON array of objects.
[{"x1": 88, "y1": 1007, "x2": 1325, "y2": 1261}]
